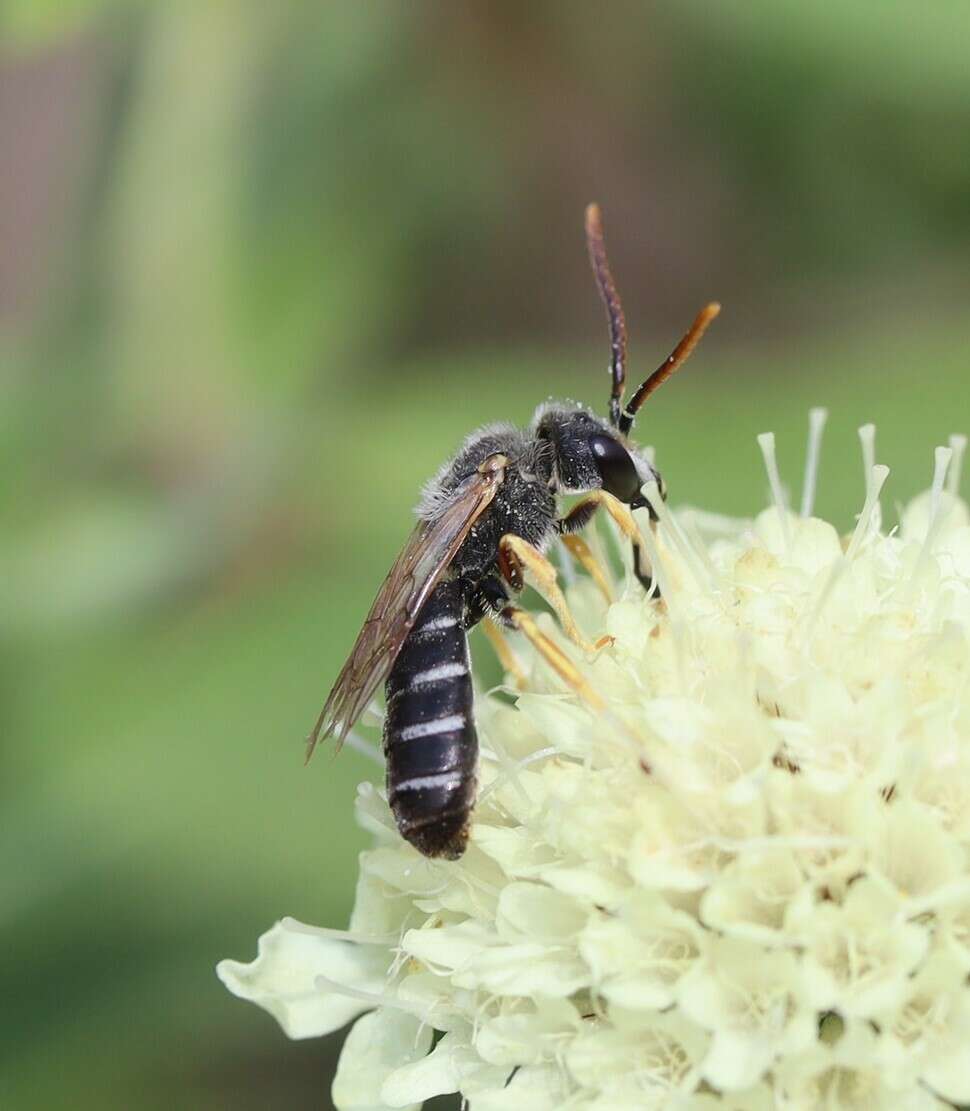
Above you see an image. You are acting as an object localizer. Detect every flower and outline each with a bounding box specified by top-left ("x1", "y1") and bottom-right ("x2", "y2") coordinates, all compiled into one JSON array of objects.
[{"x1": 218, "y1": 418, "x2": 970, "y2": 1109}]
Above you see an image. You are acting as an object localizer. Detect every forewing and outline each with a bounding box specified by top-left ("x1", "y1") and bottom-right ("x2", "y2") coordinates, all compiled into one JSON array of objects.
[{"x1": 306, "y1": 468, "x2": 500, "y2": 761}]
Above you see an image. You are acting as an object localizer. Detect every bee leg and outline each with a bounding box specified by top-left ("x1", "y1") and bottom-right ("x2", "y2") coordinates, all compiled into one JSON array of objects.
[
  {"x1": 629, "y1": 529, "x2": 661, "y2": 598},
  {"x1": 498, "y1": 534, "x2": 601, "y2": 654},
  {"x1": 481, "y1": 618, "x2": 528, "y2": 691},
  {"x1": 496, "y1": 537, "x2": 525, "y2": 593},
  {"x1": 558, "y1": 491, "x2": 660, "y2": 598},
  {"x1": 465, "y1": 574, "x2": 513, "y2": 628},
  {"x1": 557, "y1": 498, "x2": 600, "y2": 535},
  {"x1": 560, "y1": 534, "x2": 613, "y2": 604},
  {"x1": 464, "y1": 575, "x2": 528, "y2": 690},
  {"x1": 502, "y1": 606, "x2": 605, "y2": 710}
]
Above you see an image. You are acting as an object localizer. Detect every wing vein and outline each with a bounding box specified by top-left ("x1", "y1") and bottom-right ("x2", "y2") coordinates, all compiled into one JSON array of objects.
[{"x1": 305, "y1": 462, "x2": 503, "y2": 762}]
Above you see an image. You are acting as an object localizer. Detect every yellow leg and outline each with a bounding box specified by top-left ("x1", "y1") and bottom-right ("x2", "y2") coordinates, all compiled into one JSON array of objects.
[
  {"x1": 577, "y1": 490, "x2": 641, "y2": 544},
  {"x1": 562, "y1": 490, "x2": 659, "y2": 592},
  {"x1": 506, "y1": 608, "x2": 605, "y2": 711},
  {"x1": 560, "y1": 533, "x2": 613, "y2": 603},
  {"x1": 499, "y1": 534, "x2": 604, "y2": 654},
  {"x1": 481, "y1": 617, "x2": 528, "y2": 691}
]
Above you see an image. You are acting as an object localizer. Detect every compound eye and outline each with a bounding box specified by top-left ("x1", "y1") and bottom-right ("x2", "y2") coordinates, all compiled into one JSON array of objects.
[{"x1": 589, "y1": 434, "x2": 641, "y2": 503}]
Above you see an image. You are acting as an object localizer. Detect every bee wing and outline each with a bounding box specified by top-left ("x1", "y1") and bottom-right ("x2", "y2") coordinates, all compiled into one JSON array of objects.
[{"x1": 306, "y1": 462, "x2": 504, "y2": 761}]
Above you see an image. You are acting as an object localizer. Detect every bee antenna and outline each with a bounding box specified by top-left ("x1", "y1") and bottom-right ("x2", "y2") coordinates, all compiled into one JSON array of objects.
[
  {"x1": 585, "y1": 203, "x2": 627, "y2": 428},
  {"x1": 618, "y1": 302, "x2": 720, "y2": 436}
]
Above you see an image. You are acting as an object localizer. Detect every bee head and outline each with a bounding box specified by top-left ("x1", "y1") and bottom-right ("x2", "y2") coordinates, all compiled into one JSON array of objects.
[{"x1": 531, "y1": 404, "x2": 662, "y2": 512}]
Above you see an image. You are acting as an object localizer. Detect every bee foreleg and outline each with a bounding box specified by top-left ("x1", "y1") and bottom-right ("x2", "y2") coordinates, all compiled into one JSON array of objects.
[
  {"x1": 629, "y1": 530, "x2": 661, "y2": 598},
  {"x1": 502, "y1": 606, "x2": 605, "y2": 709},
  {"x1": 558, "y1": 490, "x2": 660, "y2": 598},
  {"x1": 498, "y1": 534, "x2": 600, "y2": 654},
  {"x1": 557, "y1": 499, "x2": 600, "y2": 535}
]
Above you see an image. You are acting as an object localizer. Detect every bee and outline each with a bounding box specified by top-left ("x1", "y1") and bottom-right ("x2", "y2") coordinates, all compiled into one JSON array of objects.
[{"x1": 308, "y1": 204, "x2": 719, "y2": 859}]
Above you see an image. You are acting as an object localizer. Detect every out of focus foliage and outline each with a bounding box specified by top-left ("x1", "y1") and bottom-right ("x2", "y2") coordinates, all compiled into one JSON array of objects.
[{"x1": 1, "y1": 3, "x2": 968, "y2": 1109}]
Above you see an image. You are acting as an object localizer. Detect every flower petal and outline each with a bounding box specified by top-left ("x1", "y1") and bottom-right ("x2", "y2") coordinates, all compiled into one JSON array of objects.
[
  {"x1": 332, "y1": 1008, "x2": 433, "y2": 1111},
  {"x1": 381, "y1": 1028, "x2": 510, "y2": 1106},
  {"x1": 464, "y1": 1063, "x2": 571, "y2": 1111},
  {"x1": 216, "y1": 919, "x2": 389, "y2": 1039}
]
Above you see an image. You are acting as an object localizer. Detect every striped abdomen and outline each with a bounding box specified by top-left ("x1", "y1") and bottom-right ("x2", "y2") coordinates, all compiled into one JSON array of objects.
[{"x1": 384, "y1": 577, "x2": 477, "y2": 859}]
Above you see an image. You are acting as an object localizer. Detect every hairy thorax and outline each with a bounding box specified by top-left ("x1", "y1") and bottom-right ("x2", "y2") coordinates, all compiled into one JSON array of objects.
[{"x1": 418, "y1": 423, "x2": 558, "y2": 582}]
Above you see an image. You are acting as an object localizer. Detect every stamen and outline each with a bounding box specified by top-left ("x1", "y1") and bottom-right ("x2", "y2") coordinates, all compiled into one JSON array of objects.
[
  {"x1": 478, "y1": 730, "x2": 537, "y2": 808},
  {"x1": 858, "y1": 424, "x2": 882, "y2": 533},
  {"x1": 757, "y1": 432, "x2": 791, "y2": 551},
  {"x1": 846, "y1": 464, "x2": 890, "y2": 561},
  {"x1": 344, "y1": 730, "x2": 384, "y2": 766},
  {"x1": 642, "y1": 482, "x2": 719, "y2": 594},
  {"x1": 800, "y1": 407, "x2": 828, "y2": 518},
  {"x1": 680, "y1": 514, "x2": 724, "y2": 589},
  {"x1": 633, "y1": 502, "x2": 675, "y2": 611},
  {"x1": 313, "y1": 975, "x2": 434, "y2": 1022},
  {"x1": 858, "y1": 424, "x2": 876, "y2": 495},
  {"x1": 679, "y1": 506, "x2": 751, "y2": 538},
  {"x1": 929, "y1": 445, "x2": 953, "y2": 534},
  {"x1": 928, "y1": 444, "x2": 951, "y2": 513},
  {"x1": 947, "y1": 433, "x2": 967, "y2": 497},
  {"x1": 901, "y1": 448, "x2": 951, "y2": 599},
  {"x1": 363, "y1": 699, "x2": 385, "y2": 726},
  {"x1": 800, "y1": 555, "x2": 850, "y2": 649},
  {"x1": 477, "y1": 746, "x2": 559, "y2": 806}
]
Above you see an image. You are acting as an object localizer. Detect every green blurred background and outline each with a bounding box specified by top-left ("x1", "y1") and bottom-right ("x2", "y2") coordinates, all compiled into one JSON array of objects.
[{"x1": 1, "y1": 3, "x2": 968, "y2": 1108}]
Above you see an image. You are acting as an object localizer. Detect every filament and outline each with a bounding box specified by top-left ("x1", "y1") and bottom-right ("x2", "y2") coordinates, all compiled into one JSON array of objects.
[
  {"x1": 901, "y1": 446, "x2": 953, "y2": 600},
  {"x1": 846, "y1": 464, "x2": 890, "y2": 561},
  {"x1": 344, "y1": 729, "x2": 384, "y2": 766},
  {"x1": 757, "y1": 431, "x2": 791, "y2": 551},
  {"x1": 800, "y1": 407, "x2": 828, "y2": 518},
  {"x1": 642, "y1": 482, "x2": 719, "y2": 595},
  {"x1": 946, "y1": 434, "x2": 966, "y2": 497}
]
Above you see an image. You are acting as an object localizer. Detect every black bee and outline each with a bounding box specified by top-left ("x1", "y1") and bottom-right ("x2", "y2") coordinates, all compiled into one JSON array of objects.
[{"x1": 308, "y1": 205, "x2": 719, "y2": 859}]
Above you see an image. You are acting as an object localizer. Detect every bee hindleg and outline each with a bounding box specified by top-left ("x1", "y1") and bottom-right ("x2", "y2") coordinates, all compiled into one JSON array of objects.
[
  {"x1": 558, "y1": 491, "x2": 660, "y2": 598},
  {"x1": 481, "y1": 618, "x2": 528, "y2": 690},
  {"x1": 502, "y1": 606, "x2": 605, "y2": 710},
  {"x1": 465, "y1": 574, "x2": 512, "y2": 627},
  {"x1": 498, "y1": 534, "x2": 600, "y2": 654}
]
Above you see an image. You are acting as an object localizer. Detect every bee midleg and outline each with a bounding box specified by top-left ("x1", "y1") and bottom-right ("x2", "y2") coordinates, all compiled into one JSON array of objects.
[
  {"x1": 557, "y1": 492, "x2": 660, "y2": 598},
  {"x1": 501, "y1": 605, "x2": 605, "y2": 711},
  {"x1": 498, "y1": 534, "x2": 599, "y2": 653},
  {"x1": 383, "y1": 576, "x2": 477, "y2": 859}
]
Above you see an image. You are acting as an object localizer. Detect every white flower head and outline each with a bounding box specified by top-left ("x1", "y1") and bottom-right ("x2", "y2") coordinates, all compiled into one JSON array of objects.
[{"x1": 219, "y1": 420, "x2": 970, "y2": 1108}]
